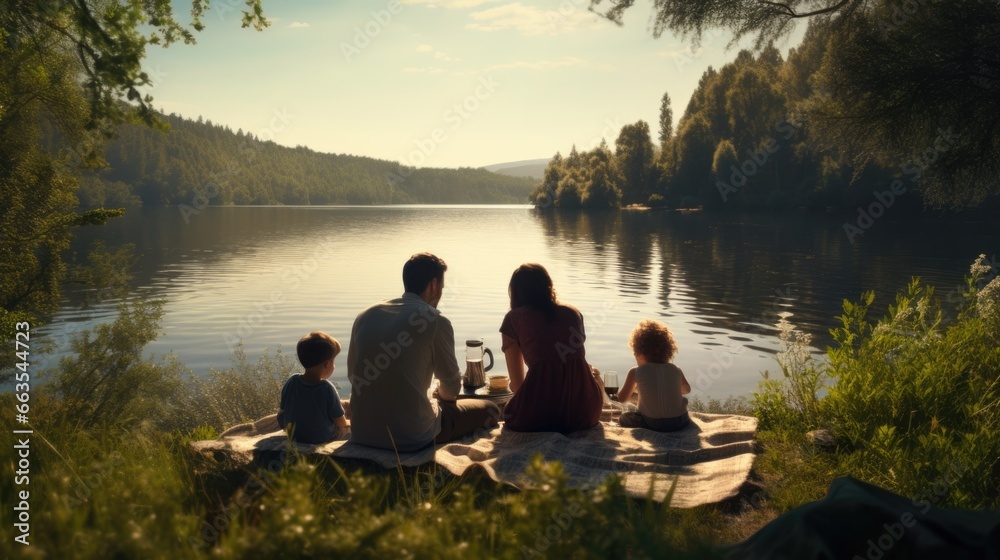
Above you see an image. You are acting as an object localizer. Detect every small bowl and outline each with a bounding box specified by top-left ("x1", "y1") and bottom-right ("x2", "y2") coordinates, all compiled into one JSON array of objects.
[{"x1": 488, "y1": 374, "x2": 509, "y2": 392}]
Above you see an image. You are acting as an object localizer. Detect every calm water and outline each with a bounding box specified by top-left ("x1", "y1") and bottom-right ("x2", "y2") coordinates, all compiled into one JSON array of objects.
[{"x1": 33, "y1": 205, "x2": 998, "y2": 399}]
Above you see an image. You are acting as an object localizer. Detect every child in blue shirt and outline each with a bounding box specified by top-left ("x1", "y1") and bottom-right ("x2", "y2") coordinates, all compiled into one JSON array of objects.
[{"x1": 278, "y1": 331, "x2": 349, "y2": 444}]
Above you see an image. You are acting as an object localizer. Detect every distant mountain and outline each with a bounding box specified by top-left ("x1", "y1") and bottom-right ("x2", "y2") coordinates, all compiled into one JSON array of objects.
[
  {"x1": 482, "y1": 158, "x2": 548, "y2": 181},
  {"x1": 47, "y1": 113, "x2": 537, "y2": 207}
]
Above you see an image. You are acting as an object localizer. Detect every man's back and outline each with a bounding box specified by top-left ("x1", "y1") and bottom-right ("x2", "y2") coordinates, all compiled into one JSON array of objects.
[{"x1": 347, "y1": 292, "x2": 461, "y2": 451}]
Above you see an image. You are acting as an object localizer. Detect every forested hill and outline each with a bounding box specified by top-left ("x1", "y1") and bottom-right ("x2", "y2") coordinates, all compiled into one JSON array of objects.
[
  {"x1": 55, "y1": 112, "x2": 536, "y2": 207},
  {"x1": 532, "y1": 18, "x2": 999, "y2": 212}
]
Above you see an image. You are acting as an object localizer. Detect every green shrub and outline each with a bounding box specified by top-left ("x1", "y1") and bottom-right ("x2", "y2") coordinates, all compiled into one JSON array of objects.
[
  {"x1": 751, "y1": 255, "x2": 1000, "y2": 509},
  {"x1": 824, "y1": 262, "x2": 1000, "y2": 508},
  {"x1": 39, "y1": 299, "x2": 187, "y2": 431},
  {"x1": 753, "y1": 256, "x2": 1000, "y2": 508}
]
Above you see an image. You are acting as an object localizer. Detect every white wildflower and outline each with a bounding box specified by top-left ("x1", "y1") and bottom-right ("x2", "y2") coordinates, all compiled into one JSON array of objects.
[
  {"x1": 893, "y1": 306, "x2": 914, "y2": 324},
  {"x1": 977, "y1": 276, "x2": 1000, "y2": 326},
  {"x1": 970, "y1": 254, "x2": 993, "y2": 279},
  {"x1": 916, "y1": 298, "x2": 930, "y2": 317}
]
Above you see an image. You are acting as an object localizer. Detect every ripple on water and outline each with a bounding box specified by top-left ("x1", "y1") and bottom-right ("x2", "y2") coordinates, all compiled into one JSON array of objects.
[{"x1": 28, "y1": 206, "x2": 997, "y2": 399}]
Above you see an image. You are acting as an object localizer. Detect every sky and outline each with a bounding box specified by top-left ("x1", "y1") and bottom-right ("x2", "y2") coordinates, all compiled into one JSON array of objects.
[{"x1": 142, "y1": 0, "x2": 807, "y2": 169}]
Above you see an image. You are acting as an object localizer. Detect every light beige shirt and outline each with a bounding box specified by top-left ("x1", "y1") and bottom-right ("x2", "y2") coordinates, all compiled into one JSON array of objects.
[
  {"x1": 347, "y1": 292, "x2": 461, "y2": 452},
  {"x1": 635, "y1": 363, "x2": 688, "y2": 419}
]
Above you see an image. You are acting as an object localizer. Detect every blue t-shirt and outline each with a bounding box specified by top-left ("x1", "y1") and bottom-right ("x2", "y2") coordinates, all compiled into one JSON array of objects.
[{"x1": 277, "y1": 374, "x2": 346, "y2": 444}]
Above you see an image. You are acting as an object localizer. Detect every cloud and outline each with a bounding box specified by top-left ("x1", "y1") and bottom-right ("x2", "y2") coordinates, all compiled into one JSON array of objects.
[
  {"x1": 400, "y1": 0, "x2": 500, "y2": 8},
  {"x1": 481, "y1": 56, "x2": 588, "y2": 72},
  {"x1": 416, "y1": 44, "x2": 434, "y2": 52},
  {"x1": 656, "y1": 45, "x2": 700, "y2": 58},
  {"x1": 434, "y1": 50, "x2": 460, "y2": 61},
  {"x1": 402, "y1": 66, "x2": 446, "y2": 74},
  {"x1": 286, "y1": 22, "x2": 310, "y2": 28},
  {"x1": 466, "y1": 2, "x2": 605, "y2": 36}
]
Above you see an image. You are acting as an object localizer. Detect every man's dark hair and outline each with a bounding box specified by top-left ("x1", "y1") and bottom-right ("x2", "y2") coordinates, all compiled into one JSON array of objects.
[{"x1": 402, "y1": 252, "x2": 447, "y2": 294}]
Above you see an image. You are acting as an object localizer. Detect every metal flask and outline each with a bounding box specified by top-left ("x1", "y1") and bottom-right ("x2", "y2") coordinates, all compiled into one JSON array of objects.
[{"x1": 463, "y1": 339, "x2": 494, "y2": 390}]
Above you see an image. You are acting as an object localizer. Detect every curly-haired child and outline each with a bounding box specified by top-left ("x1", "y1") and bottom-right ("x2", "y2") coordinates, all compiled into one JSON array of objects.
[{"x1": 617, "y1": 319, "x2": 691, "y2": 431}]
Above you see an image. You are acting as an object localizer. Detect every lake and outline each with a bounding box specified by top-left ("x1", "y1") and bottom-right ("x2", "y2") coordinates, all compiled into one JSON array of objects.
[{"x1": 34, "y1": 205, "x2": 998, "y2": 399}]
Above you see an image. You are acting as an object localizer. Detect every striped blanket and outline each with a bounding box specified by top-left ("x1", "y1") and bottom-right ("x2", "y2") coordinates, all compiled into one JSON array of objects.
[{"x1": 193, "y1": 411, "x2": 758, "y2": 508}]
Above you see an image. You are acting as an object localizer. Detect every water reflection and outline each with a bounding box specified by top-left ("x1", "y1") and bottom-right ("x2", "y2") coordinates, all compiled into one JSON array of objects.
[
  {"x1": 32, "y1": 205, "x2": 998, "y2": 399},
  {"x1": 532, "y1": 209, "x2": 996, "y2": 351}
]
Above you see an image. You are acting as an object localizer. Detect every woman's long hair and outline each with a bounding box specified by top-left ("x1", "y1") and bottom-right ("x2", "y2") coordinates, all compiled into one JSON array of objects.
[{"x1": 509, "y1": 263, "x2": 558, "y2": 319}]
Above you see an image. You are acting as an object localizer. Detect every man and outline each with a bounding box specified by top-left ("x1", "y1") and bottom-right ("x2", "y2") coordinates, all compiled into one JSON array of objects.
[{"x1": 348, "y1": 252, "x2": 500, "y2": 452}]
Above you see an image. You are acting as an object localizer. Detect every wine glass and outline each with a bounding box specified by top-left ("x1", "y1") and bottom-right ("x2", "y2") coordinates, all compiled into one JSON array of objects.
[
  {"x1": 603, "y1": 371, "x2": 622, "y2": 425},
  {"x1": 603, "y1": 371, "x2": 620, "y2": 401}
]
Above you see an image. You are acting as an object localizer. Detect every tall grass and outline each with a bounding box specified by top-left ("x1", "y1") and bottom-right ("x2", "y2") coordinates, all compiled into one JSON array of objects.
[
  {"x1": 5, "y1": 256, "x2": 998, "y2": 558},
  {"x1": 181, "y1": 344, "x2": 294, "y2": 432},
  {"x1": 752, "y1": 317, "x2": 830, "y2": 433},
  {"x1": 0, "y1": 410, "x2": 731, "y2": 558},
  {"x1": 0, "y1": 426, "x2": 203, "y2": 559},
  {"x1": 752, "y1": 255, "x2": 1000, "y2": 509},
  {"x1": 1, "y1": 299, "x2": 733, "y2": 558}
]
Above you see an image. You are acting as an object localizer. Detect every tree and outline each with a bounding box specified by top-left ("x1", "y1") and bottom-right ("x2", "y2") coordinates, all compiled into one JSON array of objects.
[
  {"x1": 810, "y1": 2, "x2": 1000, "y2": 206},
  {"x1": 0, "y1": 22, "x2": 123, "y2": 354},
  {"x1": 0, "y1": 0, "x2": 269, "y2": 364},
  {"x1": 530, "y1": 152, "x2": 563, "y2": 207},
  {"x1": 589, "y1": 0, "x2": 1000, "y2": 207},
  {"x1": 591, "y1": 0, "x2": 856, "y2": 48},
  {"x1": 581, "y1": 141, "x2": 622, "y2": 208},
  {"x1": 668, "y1": 114, "x2": 716, "y2": 206},
  {"x1": 779, "y1": 21, "x2": 833, "y2": 112},
  {"x1": 554, "y1": 174, "x2": 584, "y2": 208},
  {"x1": 565, "y1": 145, "x2": 584, "y2": 170},
  {"x1": 549, "y1": 145, "x2": 586, "y2": 207},
  {"x1": 658, "y1": 92, "x2": 674, "y2": 145},
  {"x1": 711, "y1": 139, "x2": 740, "y2": 207},
  {"x1": 614, "y1": 120, "x2": 656, "y2": 205},
  {"x1": 8, "y1": 1, "x2": 269, "y2": 132},
  {"x1": 725, "y1": 64, "x2": 786, "y2": 149}
]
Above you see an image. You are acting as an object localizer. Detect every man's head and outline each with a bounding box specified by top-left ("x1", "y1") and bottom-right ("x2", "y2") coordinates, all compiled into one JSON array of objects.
[
  {"x1": 297, "y1": 331, "x2": 341, "y2": 378},
  {"x1": 403, "y1": 252, "x2": 447, "y2": 307}
]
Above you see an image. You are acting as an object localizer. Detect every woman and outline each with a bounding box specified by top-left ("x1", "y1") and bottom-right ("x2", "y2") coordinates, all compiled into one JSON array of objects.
[{"x1": 499, "y1": 263, "x2": 603, "y2": 432}]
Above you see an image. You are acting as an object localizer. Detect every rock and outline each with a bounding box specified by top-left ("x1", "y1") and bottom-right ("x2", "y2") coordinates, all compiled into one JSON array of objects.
[{"x1": 806, "y1": 429, "x2": 836, "y2": 449}]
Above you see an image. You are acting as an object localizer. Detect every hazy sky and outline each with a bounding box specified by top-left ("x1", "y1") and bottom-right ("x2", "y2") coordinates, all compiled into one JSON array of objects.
[{"x1": 143, "y1": 0, "x2": 806, "y2": 168}]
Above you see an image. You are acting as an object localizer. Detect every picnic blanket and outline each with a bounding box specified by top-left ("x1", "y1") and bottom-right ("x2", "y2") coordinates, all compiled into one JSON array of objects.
[{"x1": 193, "y1": 411, "x2": 758, "y2": 508}]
